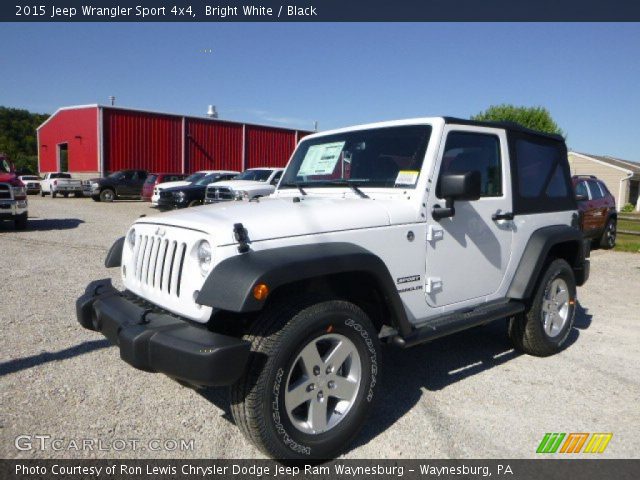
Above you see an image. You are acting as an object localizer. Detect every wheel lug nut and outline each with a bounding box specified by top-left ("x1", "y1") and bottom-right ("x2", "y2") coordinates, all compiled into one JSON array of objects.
[
  {"x1": 328, "y1": 380, "x2": 335, "y2": 389},
  {"x1": 307, "y1": 383, "x2": 315, "y2": 392},
  {"x1": 326, "y1": 365, "x2": 333, "y2": 374},
  {"x1": 313, "y1": 366, "x2": 320, "y2": 376},
  {"x1": 317, "y1": 391, "x2": 324, "y2": 401}
]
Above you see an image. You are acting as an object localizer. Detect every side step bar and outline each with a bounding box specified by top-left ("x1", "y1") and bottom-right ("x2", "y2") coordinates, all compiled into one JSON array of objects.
[{"x1": 391, "y1": 301, "x2": 525, "y2": 348}]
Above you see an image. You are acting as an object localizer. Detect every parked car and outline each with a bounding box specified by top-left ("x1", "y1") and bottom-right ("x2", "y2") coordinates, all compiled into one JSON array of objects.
[
  {"x1": 142, "y1": 173, "x2": 186, "y2": 202},
  {"x1": 0, "y1": 165, "x2": 28, "y2": 230},
  {"x1": 204, "y1": 167, "x2": 284, "y2": 203},
  {"x1": 151, "y1": 170, "x2": 239, "y2": 206},
  {"x1": 40, "y1": 172, "x2": 83, "y2": 198},
  {"x1": 573, "y1": 175, "x2": 617, "y2": 249},
  {"x1": 156, "y1": 172, "x2": 239, "y2": 210},
  {"x1": 90, "y1": 170, "x2": 149, "y2": 202},
  {"x1": 18, "y1": 175, "x2": 41, "y2": 195},
  {"x1": 78, "y1": 117, "x2": 590, "y2": 460}
]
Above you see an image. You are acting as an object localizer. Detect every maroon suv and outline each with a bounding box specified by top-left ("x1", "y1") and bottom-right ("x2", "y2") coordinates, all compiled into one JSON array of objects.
[{"x1": 573, "y1": 175, "x2": 617, "y2": 249}]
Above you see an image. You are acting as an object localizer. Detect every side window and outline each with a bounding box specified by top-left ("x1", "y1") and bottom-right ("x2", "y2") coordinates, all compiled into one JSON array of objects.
[
  {"x1": 271, "y1": 171, "x2": 283, "y2": 185},
  {"x1": 439, "y1": 132, "x2": 502, "y2": 197},
  {"x1": 575, "y1": 181, "x2": 589, "y2": 198},
  {"x1": 121, "y1": 171, "x2": 134, "y2": 181},
  {"x1": 587, "y1": 180, "x2": 604, "y2": 200}
]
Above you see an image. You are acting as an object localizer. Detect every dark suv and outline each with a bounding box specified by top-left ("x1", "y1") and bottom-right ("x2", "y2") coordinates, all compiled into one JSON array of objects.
[
  {"x1": 573, "y1": 175, "x2": 617, "y2": 249},
  {"x1": 90, "y1": 170, "x2": 148, "y2": 202}
]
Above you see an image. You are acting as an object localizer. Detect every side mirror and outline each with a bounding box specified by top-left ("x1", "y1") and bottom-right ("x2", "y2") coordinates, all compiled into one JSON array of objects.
[
  {"x1": 575, "y1": 193, "x2": 587, "y2": 202},
  {"x1": 433, "y1": 171, "x2": 481, "y2": 220}
]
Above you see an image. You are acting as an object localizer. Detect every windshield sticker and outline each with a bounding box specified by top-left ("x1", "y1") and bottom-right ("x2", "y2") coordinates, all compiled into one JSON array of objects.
[
  {"x1": 298, "y1": 141, "x2": 345, "y2": 176},
  {"x1": 395, "y1": 170, "x2": 419, "y2": 186}
]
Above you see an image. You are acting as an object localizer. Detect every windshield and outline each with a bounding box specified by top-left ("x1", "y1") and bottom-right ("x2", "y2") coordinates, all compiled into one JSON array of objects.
[
  {"x1": 234, "y1": 169, "x2": 273, "y2": 182},
  {"x1": 22, "y1": 176, "x2": 39, "y2": 180},
  {"x1": 195, "y1": 173, "x2": 223, "y2": 186},
  {"x1": 185, "y1": 172, "x2": 206, "y2": 183},
  {"x1": 280, "y1": 125, "x2": 431, "y2": 189},
  {"x1": 107, "y1": 171, "x2": 124, "y2": 179}
]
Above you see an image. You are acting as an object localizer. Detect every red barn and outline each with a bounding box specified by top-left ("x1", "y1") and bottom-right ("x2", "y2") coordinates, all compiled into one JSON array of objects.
[{"x1": 37, "y1": 105, "x2": 312, "y2": 178}]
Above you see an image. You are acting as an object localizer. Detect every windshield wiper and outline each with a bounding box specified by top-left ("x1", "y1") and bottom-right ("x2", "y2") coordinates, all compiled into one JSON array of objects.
[
  {"x1": 280, "y1": 182, "x2": 307, "y2": 195},
  {"x1": 325, "y1": 180, "x2": 369, "y2": 199}
]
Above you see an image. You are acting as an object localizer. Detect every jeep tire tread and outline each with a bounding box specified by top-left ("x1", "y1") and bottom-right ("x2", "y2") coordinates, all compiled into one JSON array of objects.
[
  {"x1": 230, "y1": 296, "x2": 380, "y2": 460},
  {"x1": 508, "y1": 258, "x2": 576, "y2": 357}
]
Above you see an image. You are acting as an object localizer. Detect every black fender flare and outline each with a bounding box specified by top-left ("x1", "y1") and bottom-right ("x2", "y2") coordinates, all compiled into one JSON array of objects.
[
  {"x1": 196, "y1": 242, "x2": 412, "y2": 336},
  {"x1": 105, "y1": 236, "x2": 125, "y2": 268},
  {"x1": 507, "y1": 225, "x2": 588, "y2": 299}
]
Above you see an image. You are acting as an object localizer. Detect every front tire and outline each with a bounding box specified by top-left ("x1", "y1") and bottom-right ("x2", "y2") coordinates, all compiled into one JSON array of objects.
[
  {"x1": 599, "y1": 218, "x2": 616, "y2": 249},
  {"x1": 99, "y1": 189, "x2": 115, "y2": 202},
  {"x1": 230, "y1": 297, "x2": 380, "y2": 460},
  {"x1": 187, "y1": 199, "x2": 202, "y2": 208},
  {"x1": 51, "y1": 191, "x2": 56, "y2": 198},
  {"x1": 509, "y1": 258, "x2": 576, "y2": 356}
]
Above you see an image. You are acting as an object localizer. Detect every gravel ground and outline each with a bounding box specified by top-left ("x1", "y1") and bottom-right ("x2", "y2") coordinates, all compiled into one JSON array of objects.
[{"x1": 1, "y1": 195, "x2": 639, "y2": 459}]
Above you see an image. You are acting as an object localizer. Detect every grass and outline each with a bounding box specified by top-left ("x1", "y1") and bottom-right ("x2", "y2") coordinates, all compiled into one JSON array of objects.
[
  {"x1": 614, "y1": 233, "x2": 640, "y2": 253},
  {"x1": 618, "y1": 218, "x2": 640, "y2": 233}
]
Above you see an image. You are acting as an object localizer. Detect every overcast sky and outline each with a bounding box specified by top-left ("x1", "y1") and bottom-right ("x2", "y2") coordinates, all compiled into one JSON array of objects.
[{"x1": 2, "y1": 23, "x2": 639, "y2": 160}]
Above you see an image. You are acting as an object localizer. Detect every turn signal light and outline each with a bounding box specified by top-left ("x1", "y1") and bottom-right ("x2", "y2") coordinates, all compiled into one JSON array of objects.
[{"x1": 253, "y1": 283, "x2": 269, "y2": 300}]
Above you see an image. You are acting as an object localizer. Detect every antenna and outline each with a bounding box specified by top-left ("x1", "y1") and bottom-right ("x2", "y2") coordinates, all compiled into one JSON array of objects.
[
  {"x1": 206, "y1": 105, "x2": 218, "y2": 118},
  {"x1": 314, "y1": 120, "x2": 318, "y2": 131}
]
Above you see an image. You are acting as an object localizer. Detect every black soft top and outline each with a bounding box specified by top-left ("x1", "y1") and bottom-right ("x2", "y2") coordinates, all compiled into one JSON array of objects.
[{"x1": 442, "y1": 117, "x2": 565, "y2": 143}]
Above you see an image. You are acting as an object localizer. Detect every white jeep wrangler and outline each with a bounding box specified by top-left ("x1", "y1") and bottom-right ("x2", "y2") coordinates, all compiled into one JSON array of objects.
[{"x1": 77, "y1": 117, "x2": 589, "y2": 459}]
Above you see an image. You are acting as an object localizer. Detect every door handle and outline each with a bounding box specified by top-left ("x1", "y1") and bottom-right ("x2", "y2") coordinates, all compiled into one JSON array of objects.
[{"x1": 492, "y1": 211, "x2": 514, "y2": 221}]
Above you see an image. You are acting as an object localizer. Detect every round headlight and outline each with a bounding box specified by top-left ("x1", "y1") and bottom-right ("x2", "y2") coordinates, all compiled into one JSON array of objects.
[
  {"x1": 234, "y1": 190, "x2": 249, "y2": 200},
  {"x1": 197, "y1": 240, "x2": 212, "y2": 275},
  {"x1": 127, "y1": 228, "x2": 136, "y2": 248}
]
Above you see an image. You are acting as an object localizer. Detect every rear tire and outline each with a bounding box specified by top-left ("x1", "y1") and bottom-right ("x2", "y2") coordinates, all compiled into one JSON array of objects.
[
  {"x1": 99, "y1": 189, "x2": 115, "y2": 202},
  {"x1": 230, "y1": 296, "x2": 380, "y2": 460},
  {"x1": 599, "y1": 218, "x2": 616, "y2": 249},
  {"x1": 509, "y1": 258, "x2": 576, "y2": 357}
]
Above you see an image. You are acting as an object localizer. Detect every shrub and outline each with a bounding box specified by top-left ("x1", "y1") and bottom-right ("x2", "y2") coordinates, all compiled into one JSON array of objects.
[{"x1": 621, "y1": 203, "x2": 635, "y2": 213}]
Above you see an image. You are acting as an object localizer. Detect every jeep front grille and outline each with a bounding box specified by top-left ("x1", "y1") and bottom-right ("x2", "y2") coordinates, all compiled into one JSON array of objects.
[
  {"x1": 206, "y1": 187, "x2": 234, "y2": 201},
  {"x1": 132, "y1": 235, "x2": 187, "y2": 298},
  {"x1": 0, "y1": 184, "x2": 11, "y2": 200}
]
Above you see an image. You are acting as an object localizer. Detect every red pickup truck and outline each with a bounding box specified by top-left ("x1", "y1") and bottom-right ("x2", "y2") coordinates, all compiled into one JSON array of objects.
[{"x1": 0, "y1": 159, "x2": 28, "y2": 229}]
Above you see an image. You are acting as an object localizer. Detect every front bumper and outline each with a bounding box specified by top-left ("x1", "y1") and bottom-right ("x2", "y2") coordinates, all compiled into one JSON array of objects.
[
  {"x1": 0, "y1": 199, "x2": 28, "y2": 219},
  {"x1": 76, "y1": 279, "x2": 250, "y2": 386}
]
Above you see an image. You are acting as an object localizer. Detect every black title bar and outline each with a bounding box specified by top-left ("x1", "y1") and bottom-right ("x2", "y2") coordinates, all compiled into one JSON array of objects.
[{"x1": 3, "y1": 0, "x2": 640, "y2": 22}]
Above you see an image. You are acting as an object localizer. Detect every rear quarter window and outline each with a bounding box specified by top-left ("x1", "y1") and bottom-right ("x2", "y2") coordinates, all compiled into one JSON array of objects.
[{"x1": 510, "y1": 132, "x2": 575, "y2": 214}]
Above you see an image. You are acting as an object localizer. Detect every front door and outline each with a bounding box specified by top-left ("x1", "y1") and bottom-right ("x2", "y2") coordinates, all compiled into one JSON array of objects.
[{"x1": 424, "y1": 126, "x2": 514, "y2": 309}]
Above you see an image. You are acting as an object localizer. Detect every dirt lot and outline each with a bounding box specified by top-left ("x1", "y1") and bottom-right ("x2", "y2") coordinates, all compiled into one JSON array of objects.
[{"x1": 1, "y1": 195, "x2": 639, "y2": 459}]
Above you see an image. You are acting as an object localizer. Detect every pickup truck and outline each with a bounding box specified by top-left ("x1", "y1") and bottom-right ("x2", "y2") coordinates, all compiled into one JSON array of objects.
[
  {"x1": 204, "y1": 167, "x2": 283, "y2": 203},
  {"x1": 78, "y1": 117, "x2": 590, "y2": 460},
  {"x1": 40, "y1": 172, "x2": 83, "y2": 198},
  {"x1": 0, "y1": 169, "x2": 28, "y2": 229},
  {"x1": 89, "y1": 169, "x2": 148, "y2": 202}
]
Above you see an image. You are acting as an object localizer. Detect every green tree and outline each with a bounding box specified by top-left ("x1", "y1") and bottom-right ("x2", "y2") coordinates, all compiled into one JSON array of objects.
[
  {"x1": 471, "y1": 104, "x2": 565, "y2": 138},
  {"x1": 0, "y1": 106, "x2": 49, "y2": 174}
]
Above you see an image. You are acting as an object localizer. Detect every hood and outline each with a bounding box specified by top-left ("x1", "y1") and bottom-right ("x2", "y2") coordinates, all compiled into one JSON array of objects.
[
  {"x1": 163, "y1": 183, "x2": 206, "y2": 193},
  {"x1": 208, "y1": 180, "x2": 270, "y2": 190},
  {"x1": 156, "y1": 180, "x2": 192, "y2": 190},
  {"x1": 136, "y1": 195, "x2": 418, "y2": 244},
  {"x1": 0, "y1": 173, "x2": 18, "y2": 183}
]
